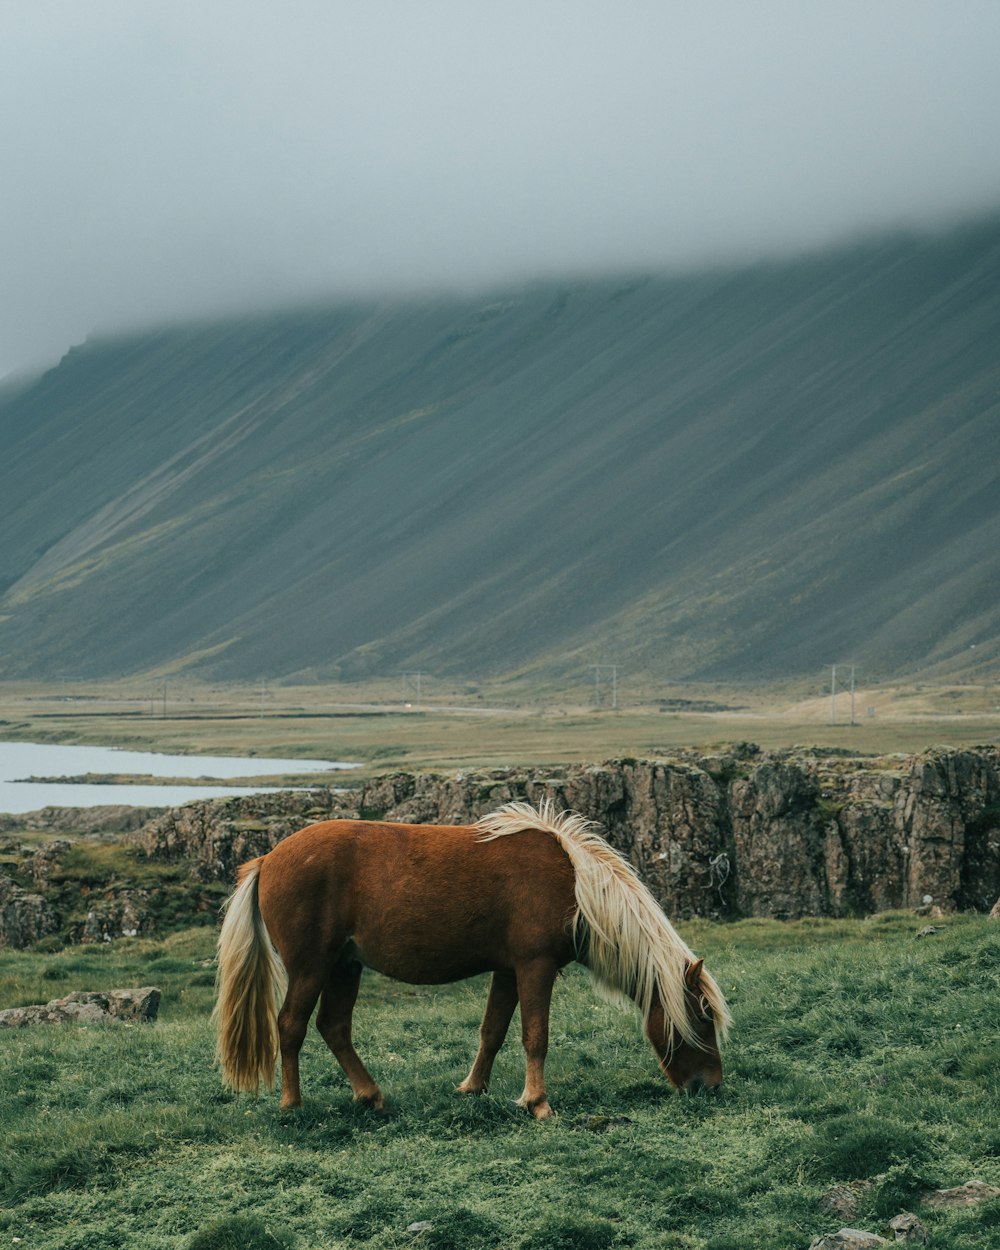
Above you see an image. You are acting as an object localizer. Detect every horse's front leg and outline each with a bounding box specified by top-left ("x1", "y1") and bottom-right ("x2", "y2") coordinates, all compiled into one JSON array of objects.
[
  {"x1": 458, "y1": 970, "x2": 518, "y2": 1095},
  {"x1": 514, "y1": 958, "x2": 558, "y2": 1120},
  {"x1": 316, "y1": 955, "x2": 385, "y2": 1110}
]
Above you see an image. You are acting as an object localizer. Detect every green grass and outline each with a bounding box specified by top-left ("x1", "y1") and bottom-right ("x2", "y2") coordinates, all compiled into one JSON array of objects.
[{"x1": 2, "y1": 916, "x2": 999, "y2": 1248}]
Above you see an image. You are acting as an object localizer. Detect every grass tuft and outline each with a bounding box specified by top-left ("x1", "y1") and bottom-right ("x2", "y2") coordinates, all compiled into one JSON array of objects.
[{"x1": 186, "y1": 1216, "x2": 296, "y2": 1250}]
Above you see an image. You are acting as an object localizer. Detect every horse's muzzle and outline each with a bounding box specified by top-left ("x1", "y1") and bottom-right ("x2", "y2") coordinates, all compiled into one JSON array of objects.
[{"x1": 683, "y1": 1074, "x2": 721, "y2": 1096}]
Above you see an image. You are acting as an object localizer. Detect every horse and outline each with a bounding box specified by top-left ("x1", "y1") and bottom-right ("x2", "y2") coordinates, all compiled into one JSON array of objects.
[{"x1": 214, "y1": 801, "x2": 730, "y2": 1118}]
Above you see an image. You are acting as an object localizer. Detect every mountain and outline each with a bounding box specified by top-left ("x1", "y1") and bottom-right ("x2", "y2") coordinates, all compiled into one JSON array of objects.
[{"x1": 1, "y1": 216, "x2": 999, "y2": 686}]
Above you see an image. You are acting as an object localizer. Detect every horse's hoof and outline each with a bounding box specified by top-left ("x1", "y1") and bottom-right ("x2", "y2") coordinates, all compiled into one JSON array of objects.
[
  {"x1": 356, "y1": 1091, "x2": 387, "y2": 1113},
  {"x1": 517, "y1": 1094, "x2": 555, "y2": 1120},
  {"x1": 456, "y1": 1080, "x2": 486, "y2": 1096}
]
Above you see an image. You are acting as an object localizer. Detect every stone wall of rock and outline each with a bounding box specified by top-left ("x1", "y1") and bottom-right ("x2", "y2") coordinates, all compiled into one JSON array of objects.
[{"x1": 131, "y1": 745, "x2": 1000, "y2": 920}]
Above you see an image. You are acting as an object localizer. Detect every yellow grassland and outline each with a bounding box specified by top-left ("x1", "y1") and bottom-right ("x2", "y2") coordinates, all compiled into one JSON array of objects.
[{"x1": 0, "y1": 677, "x2": 996, "y2": 784}]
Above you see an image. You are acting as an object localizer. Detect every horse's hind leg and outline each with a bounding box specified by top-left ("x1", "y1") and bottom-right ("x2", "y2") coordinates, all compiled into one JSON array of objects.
[
  {"x1": 316, "y1": 949, "x2": 385, "y2": 1110},
  {"x1": 514, "y1": 957, "x2": 558, "y2": 1120},
  {"x1": 458, "y1": 970, "x2": 518, "y2": 1095},
  {"x1": 277, "y1": 970, "x2": 326, "y2": 1110}
]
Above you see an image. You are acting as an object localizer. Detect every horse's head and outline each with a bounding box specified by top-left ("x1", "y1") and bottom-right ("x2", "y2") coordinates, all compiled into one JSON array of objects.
[{"x1": 645, "y1": 958, "x2": 724, "y2": 1094}]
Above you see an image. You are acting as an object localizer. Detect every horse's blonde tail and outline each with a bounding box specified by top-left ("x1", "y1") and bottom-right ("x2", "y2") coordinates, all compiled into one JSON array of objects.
[{"x1": 213, "y1": 857, "x2": 286, "y2": 1093}]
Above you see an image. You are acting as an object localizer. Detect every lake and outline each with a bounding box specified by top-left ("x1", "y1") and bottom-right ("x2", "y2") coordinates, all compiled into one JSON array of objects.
[{"x1": 0, "y1": 741, "x2": 356, "y2": 814}]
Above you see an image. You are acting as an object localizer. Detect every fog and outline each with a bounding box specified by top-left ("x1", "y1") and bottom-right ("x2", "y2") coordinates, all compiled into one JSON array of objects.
[{"x1": 3, "y1": 1, "x2": 1000, "y2": 374}]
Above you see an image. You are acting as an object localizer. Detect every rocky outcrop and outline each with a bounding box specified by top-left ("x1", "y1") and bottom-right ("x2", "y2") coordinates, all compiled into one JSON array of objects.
[
  {"x1": 134, "y1": 788, "x2": 355, "y2": 882},
  {"x1": 131, "y1": 746, "x2": 1000, "y2": 921},
  {"x1": 0, "y1": 806, "x2": 165, "y2": 834},
  {"x1": 0, "y1": 986, "x2": 161, "y2": 1028},
  {"x1": 0, "y1": 872, "x2": 58, "y2": 947},
  {"x1": 0, "y1": 833, "x2": 225, "y2": 949},
  {"x1": 79, "y1": 892, "x2": 155, "y2": 943},
  {"x1": 28, "y1": 839, "x2": 72, "y2": 884}
]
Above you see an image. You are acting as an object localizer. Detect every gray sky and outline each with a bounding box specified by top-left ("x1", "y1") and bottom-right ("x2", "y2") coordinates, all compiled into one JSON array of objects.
[{"x1": 3, "y1": 1, "x2": 1000, "y2": 375}]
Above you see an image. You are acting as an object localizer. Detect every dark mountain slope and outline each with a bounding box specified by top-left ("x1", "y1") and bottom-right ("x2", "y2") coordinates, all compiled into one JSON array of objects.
[{"x1": 1, "y1": 216, "x2": 999, "y2": 684}]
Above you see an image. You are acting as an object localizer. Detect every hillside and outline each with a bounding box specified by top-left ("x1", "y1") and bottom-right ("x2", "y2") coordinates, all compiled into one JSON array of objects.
[{"x1": 1, "y1": 216, "x2": 999, "y2": 685}]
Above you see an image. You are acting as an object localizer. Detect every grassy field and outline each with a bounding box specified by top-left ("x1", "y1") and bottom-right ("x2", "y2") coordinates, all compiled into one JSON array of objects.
[
  {"x1": 1, "y1": 678, "x2": 998, "y2": 785},
  {"x1": 2, "y1": 913, "x2": 999, "y2": 1249}
]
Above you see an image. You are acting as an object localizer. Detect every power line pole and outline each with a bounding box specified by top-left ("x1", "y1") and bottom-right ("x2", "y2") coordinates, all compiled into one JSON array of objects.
[
  {"x1": 830, "y1": 664, "x2": 837, "y2": 725},
  {"x1": 591, "y1": 665, "x2": 619, "y2": 709},
  {"x1": 402, "y1": 672, "x2": 422, "y2": 706}
]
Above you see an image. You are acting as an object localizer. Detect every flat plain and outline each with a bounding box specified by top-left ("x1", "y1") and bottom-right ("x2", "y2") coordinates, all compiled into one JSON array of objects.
[{"x1": 1, "y1": 678, "x2": 998, "y2": 784}]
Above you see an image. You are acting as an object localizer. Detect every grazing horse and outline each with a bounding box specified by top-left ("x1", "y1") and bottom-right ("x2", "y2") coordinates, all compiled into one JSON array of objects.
[{"x1": 214, "y1": 801, "x2": 730, "y2": 1118}]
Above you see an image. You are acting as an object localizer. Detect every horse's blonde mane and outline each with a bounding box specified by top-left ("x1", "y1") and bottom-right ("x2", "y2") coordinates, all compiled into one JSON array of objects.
[{"x1": 476, "y1": 801, "x2": 730, "y2": 1048}]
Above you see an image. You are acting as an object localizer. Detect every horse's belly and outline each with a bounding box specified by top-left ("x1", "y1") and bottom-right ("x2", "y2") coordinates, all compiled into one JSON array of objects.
[{"x1": 352, "y1": 933, "x2": 497, "y2": 984}]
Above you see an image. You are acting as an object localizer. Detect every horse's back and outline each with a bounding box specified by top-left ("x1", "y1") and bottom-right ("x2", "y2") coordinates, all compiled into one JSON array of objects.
[{"x1": 256, "y1": 818, "x2": 578, "y2": 983}]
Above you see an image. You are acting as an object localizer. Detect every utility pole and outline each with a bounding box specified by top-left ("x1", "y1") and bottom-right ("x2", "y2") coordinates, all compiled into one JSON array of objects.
[
  {"x1": 162, "y1": 680, "x2": 167, "y2": 720},
  {"x1": 830, "y1": 664, "x2": 857, "y2": 726},
  {"x1": 591, "y1": 665, "x2": 619, "y2": 709},
  {"x1": 402, "y1": 672, "x2": 422, "y2": 707}
]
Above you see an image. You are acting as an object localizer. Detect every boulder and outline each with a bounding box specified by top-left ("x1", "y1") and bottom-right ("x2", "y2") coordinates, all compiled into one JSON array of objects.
[
  {"x1": 0, "y1": 986, "x2": 161, "y2": 1028},
  {"x1": 820, "y1": 1182, "x2": 873, "y2": 1223},
  {"x1": 887, "y1": 1213, "x2": 927, "y2": 1243}
]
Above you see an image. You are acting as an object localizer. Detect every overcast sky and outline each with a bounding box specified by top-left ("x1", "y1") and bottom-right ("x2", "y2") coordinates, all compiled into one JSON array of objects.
[{"x1": 2, "y1": 1, "x2": 999, "y2": 375}]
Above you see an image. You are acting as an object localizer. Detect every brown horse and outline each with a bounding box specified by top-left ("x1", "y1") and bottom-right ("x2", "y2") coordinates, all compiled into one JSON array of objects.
[{"x1": 214, "y1": 801, "x2": 730, "y2": 1118}]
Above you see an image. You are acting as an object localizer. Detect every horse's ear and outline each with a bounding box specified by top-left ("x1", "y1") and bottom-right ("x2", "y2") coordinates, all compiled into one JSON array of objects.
[{"x1": 685, "y1": 958, "x2": 704, "y2": 990}]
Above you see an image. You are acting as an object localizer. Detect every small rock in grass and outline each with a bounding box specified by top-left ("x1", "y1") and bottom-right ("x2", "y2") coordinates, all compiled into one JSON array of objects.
[
  {"x1": 406, "y1": 1221, "x2": 434, "y2": 1234},
  {"x1": 915, "y1": 926, "x2": 939, "y2": 938},
  {"x1": 887, "y1": 1212, "x2": 927, "y2": 1243},
  {"x1": 808, "y1": 1230, "x2": 888, "y2": 1249},
  {"x1": 820, "y1": 1181, "x2": 874, "y2": 1222},
  {"x1": 924, "y1": 1179, "x2": 1000, "y2": 1207}
]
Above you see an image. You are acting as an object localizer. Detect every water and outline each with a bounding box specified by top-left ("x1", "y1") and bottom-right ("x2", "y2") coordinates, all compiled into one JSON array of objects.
[{"x1": 0, "y1": 741, "x2": 356, "y2": 814}]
